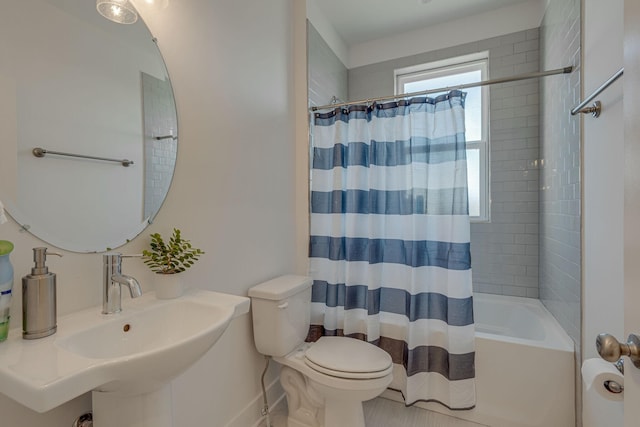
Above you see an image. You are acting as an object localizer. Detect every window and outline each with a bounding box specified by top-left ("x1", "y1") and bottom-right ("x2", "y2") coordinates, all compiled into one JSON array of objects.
[{"x1": 395, "y1": 53, "x2": 490, "y2": 222}]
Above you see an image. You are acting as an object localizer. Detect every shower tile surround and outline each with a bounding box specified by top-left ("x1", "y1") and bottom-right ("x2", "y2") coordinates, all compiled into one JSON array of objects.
[
  {"x1": 539, "y1": 0, "x2": 581, "y2": 424},
  {"x1": 308, "y1": 22, "x2": 348, "y2": 108},
  {"x1": 307, "y1": 17, "x2": 583, "y2": 427},
  {"x1": 346, "y1": 29, "x2": 542, "y2": 298},
  {"x1": 306, "y1": 2, "x2": 581, "y2": 346},
  {"x1": 539, "y1": 0, "x2": 581, "y2": 355}
]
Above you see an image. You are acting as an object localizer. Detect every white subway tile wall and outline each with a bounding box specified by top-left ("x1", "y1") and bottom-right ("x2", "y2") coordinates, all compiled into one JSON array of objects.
[
  {"x1": 539, "y1": 0, "x2": 581, "y2": 350},
  {"x1": 308, "y1": 22, "x2": 348, "y2": 108},
  {"x1": 471, "y1": 28, "x2": 541, "y2": 298},
  {"x1": 539, "y1": 1, "x2": 581, "y2": 423},
  {"x1": 142, "y1": 72, "x2": 178, "y2": 221}
]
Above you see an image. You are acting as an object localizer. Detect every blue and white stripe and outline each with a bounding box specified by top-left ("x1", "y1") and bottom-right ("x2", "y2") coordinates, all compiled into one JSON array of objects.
[{"x1": 309, "y1": 91, "x2": 476, "y2": 409}]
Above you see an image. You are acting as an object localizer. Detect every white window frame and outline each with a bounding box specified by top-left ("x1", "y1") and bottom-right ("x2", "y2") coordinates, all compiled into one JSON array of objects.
[{"x1": 394, "y1": 52, "x2": 490, "y2": 222}]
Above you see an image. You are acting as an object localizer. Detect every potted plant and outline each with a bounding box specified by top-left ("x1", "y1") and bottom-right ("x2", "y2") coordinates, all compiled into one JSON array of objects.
[{"x1": 142, "y1": 228, "x2": 204, "y2": 299}]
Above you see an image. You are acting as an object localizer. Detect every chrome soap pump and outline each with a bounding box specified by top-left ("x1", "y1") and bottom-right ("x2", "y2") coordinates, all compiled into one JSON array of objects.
[{"x1": 22, "y1": 247, "x2": 62, "y2": 339}]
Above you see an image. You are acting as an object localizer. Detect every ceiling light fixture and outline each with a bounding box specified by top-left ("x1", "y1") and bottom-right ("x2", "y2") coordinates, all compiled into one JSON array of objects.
[{"x1": 96, "y1": 0, "x2": 138, "y2": 24}]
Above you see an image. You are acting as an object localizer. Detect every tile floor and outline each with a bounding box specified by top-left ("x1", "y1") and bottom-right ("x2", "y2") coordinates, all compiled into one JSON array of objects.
[
  {"x1": 363, "y1": 398, "x2": 486, "y2": 427},
  {"x1": 262, "y1": 397, "x2": 487, "y2": 427}
]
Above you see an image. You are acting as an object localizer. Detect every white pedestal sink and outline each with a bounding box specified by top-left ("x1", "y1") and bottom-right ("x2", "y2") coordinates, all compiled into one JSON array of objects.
[
  {"x1": 0, "y1": 289, "x2": 249, "y2": 426},
  {"x1": 92, "y1": 386, "x2": 175, "y2": 427}
]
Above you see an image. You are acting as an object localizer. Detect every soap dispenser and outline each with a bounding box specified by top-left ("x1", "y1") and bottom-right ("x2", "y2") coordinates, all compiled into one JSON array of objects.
[{"x1": 22, "y1": 247, "x2": 62, "y2": 339}]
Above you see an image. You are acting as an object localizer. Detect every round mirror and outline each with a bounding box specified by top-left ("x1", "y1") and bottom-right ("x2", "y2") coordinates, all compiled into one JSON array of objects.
[{"x1": 0, "y1": 0, "x2": 177, "y2": 252}]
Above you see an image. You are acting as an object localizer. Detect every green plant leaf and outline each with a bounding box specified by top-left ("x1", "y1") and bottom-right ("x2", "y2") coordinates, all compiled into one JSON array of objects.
[{"x1": 141, "y1": 228, "x2": 205, "y2": 274}]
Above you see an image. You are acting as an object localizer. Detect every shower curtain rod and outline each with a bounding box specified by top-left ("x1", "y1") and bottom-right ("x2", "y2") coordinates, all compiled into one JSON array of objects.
[{"x1": 309, "y1": 66, "x2": 574, "y2": 112}]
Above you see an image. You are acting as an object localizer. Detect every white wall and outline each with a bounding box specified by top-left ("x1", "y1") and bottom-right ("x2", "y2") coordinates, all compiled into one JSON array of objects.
[
  {"x1": 348, "y1": 0, "x2": 545, "y2": 69},
  {"x1": 582, "y1": 0, "x2": 625, "y2": 425},
  {"x1": 582, "y1": 0, "x2": 624, "y2": 360},
  {"x1": 0, "y1": 0, "x2": 299, "y2": 425},
  {"x1": 582, "y1": 0, "x2": 624, "y2": 424},
  {"x1": 307, "y1": 0, "x2": 545, "y2": 70}
]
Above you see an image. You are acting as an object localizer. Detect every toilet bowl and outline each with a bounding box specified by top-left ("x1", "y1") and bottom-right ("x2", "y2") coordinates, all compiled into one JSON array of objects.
[
  {"x1": 248, "y1": 275, "x2": 393, "y2": 427},
  {"x1": 276, "y1": 338, "x2": 392, "y2": 427}
]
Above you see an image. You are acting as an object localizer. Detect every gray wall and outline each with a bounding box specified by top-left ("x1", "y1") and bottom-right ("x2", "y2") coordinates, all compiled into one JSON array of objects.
[
  {"x1": 348, "y1": 29, "x2": 542, "y2": 298},
  {"x1": 307, "y1": 22, "x2": 348, "y2": 107}
]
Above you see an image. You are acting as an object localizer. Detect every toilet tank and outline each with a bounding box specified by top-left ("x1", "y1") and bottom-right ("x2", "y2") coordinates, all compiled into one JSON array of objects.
[{"x1": 248, "y1": 275, "x2": 312, "y2": 357}]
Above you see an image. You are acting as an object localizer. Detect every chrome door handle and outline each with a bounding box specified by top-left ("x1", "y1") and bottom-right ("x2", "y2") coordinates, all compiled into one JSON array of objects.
[{"x1": 596, "y1": 333, "x2": 640, "y2": 368}]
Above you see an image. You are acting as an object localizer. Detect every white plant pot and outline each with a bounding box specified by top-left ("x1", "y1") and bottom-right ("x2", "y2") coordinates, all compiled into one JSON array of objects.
[{"x1": 153, "y1": 273, "x2": 184, "y2": 299}]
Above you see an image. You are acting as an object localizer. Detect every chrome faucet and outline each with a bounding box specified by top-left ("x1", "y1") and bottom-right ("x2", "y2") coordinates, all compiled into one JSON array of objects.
[{"x1": 102, "y1": 252, "x2": 142, "y2": 314}]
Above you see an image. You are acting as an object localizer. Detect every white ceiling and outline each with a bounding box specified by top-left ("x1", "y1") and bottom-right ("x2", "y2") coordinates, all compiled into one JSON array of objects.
[{"x1": 310, "y1": 0, "x2": 534, "y2": 46}]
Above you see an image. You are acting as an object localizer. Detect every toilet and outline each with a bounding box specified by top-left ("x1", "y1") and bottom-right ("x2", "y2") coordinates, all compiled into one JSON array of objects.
[{"x1": 248, "y1": 275, "x2": 393, "y2": 427}]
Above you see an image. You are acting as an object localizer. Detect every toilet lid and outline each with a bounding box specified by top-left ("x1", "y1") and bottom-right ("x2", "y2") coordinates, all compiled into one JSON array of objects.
[{"x1": 304, "y1": 336, "x2": 393, "y2": 380}]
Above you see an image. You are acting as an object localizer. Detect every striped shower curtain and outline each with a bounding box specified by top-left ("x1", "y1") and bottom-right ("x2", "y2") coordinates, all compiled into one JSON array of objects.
[{"x1": 308, "y1": 90, "x2": 476, "y2": 409}]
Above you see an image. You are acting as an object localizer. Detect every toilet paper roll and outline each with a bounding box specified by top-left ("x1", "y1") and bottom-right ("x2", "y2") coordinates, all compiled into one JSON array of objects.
[{"x1": 582, "y1": 358, "x2": 624, "y2": 402}]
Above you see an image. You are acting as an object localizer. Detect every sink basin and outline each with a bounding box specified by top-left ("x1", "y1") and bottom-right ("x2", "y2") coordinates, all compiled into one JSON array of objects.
[
  {"x1": 56, "y1": 298, "x2": 234, "y2": 395},
  {"x1": 58, "y1": 300, "x2": 227, "y2": 359},
  {"x1": 0, "y1": 289, "x2": 250, "y2": 413}
]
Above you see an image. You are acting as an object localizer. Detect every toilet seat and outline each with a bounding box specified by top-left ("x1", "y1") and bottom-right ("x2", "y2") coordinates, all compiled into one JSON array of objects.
[{"x1": 304, "y1": 336, "x2": 393, "y2": 380}]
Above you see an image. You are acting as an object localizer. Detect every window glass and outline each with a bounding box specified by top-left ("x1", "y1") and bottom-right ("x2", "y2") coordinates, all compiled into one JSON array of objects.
[
  {"x1": 403, "y1": 70, "x2": 482, "y2": 142},
  {"x1": 466, "y1": 147, "x2": 480, "y2": 218},
  {"x1": 396, "y1": 56, "x2": 489, "y2": 221}
]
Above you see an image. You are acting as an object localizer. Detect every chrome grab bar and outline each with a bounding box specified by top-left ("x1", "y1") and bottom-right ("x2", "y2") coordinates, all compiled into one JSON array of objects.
[
  {"x1": 33, "y1": 147, "x2": 134, "y2": 167},
  {"x1": 571, "y1": 68, "x2": 624, "y2": 117}
]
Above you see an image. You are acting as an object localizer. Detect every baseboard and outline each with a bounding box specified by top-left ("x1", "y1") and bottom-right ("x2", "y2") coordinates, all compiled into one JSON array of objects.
[
  {"x1": 251, "y1": 391, "x2": 287, "y2": 427},
  {"x1": 223, "y1": 377, "x2": 285, "y2": 427}
]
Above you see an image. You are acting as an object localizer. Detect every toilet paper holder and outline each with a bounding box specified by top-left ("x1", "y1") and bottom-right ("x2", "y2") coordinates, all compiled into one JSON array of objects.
[
  {"x1": 596, "y1": 333, "x2": 640, "y2": 369},
  {"x1": 603, "y1": 379, "x2": 624, "y2": 394}
]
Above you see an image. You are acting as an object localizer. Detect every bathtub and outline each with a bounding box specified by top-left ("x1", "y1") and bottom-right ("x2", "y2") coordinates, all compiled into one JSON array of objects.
[{"x1": 381, "y1": 293, "x2": 576, "y2": 427}]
